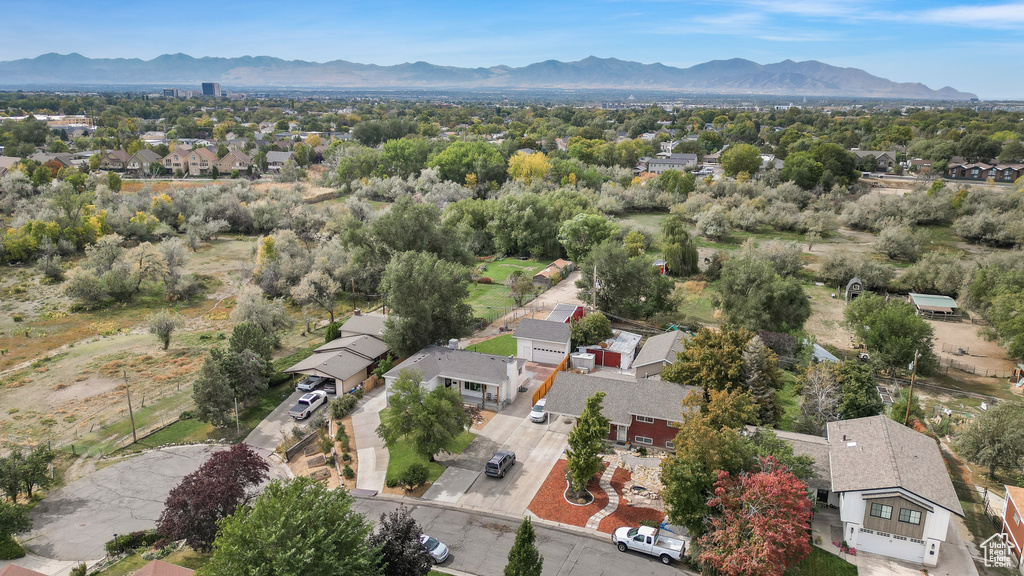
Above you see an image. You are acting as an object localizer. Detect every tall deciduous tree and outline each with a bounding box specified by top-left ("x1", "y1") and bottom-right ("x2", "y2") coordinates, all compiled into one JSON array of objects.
[
  {"x1": 368, "y1": 507, "x2": 431, "y2": 576},
  {"x1": 380, "y1": 251, "x2": 474, "y2": 357},
  {"x1": 660, "y1": 214, "x2": 699, "y2": 277},
  {"x1": 557, "y1": 213, "x2": 618, "y2": 263},
  {"x1": 698, "y1": 458, "x2": 813, "y2": 576},
  {"x1": 717, "y1": 256, "x2": 811, "y2": 332},
  {"x1": 844, "y1": 293, "x2": 936, "y2": 374},
  {"x1": 565, "y1": 392, "x2": 610, "y2": 499},
  {"x1": 569, "y1": 312, "x2": 613, "y2": 349},
  {"x1": 507, "y1": 271, "x2": 537, "y2": 307},
  {"x1": 291, "y1": 269, "x2": 340, "y2": 323},
  {"x1": 720, "y1": 143, "x2": 763, "y2": 177},
  {"x1": 157, "y1": 444, "x2": 269, "y2": 551},
  {"x1": 662, "y1": 325, "x2": 753, "y2": 392},
  {"x1": 376, "y1": 369, "x2": 472, "y2": 461},
  {"x1": 504, "y1": 517, "x2": 543, "y2": 576},
  {"x1": 507, "y1": 151, "x2": 551, "y2": 185},
  {"x1": 574, "y1": 241, "x2": 673, "y2": 320},
  {"x1": 203, "y1": 478, "x2": 381, "y2": 576},
  {"x1": 148, "y1": 310, "x2": 185, "y2": 350},
  {"x1": 955, "y1": 401, "x2": 1024, "y2": 478}
]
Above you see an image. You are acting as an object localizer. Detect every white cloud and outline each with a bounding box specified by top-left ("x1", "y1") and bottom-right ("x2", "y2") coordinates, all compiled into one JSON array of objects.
[{"x1": 921, "y1": 3, "x2": 1024, "y2": 27}]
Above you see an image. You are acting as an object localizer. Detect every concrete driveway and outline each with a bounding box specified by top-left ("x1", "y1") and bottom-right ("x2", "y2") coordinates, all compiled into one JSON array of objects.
[
  {"x1": 425, "y1": 408, "x2": 567, "y2": 516},
  {"x1": 244, "y1": 387, "x2": 308, "y2": 457}
]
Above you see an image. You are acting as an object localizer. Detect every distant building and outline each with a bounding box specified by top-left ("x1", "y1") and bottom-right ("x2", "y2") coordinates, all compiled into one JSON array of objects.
[
  {"x1": 162, "y1": 88, "x2": 180, "y2": 98},
  {"x1": 201, "y1": 83, "x2": 221, "y2": 97}
]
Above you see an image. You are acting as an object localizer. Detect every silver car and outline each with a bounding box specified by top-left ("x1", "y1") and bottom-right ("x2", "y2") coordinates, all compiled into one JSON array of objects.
[
  {"x1": 419, "y1": 534, "x2": 449, "y2": 564},
  {"x1": 530, "y1": 398, "x2": 547, "y2": 423}
]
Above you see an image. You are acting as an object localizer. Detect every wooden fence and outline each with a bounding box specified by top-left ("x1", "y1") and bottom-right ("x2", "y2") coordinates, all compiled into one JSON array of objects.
[{"x1": 532, "y1": 355, "x2": 570, "y2": 405}]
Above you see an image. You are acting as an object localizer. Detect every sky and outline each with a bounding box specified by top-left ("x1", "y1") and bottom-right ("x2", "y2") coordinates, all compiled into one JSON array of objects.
[{"x1": 2, "y1": 0, "x2": 1023, "y2": 99}]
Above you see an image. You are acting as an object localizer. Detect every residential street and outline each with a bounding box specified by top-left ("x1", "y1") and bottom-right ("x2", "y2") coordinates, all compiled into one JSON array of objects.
[{"x1": 351, "y1": 496, "x2": 691, "y2": 576}]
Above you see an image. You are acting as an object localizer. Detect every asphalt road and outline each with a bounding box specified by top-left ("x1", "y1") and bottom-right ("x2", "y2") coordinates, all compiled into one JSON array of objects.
[{"x1": 352, "y1": 497, "x2": 689, "y2": 576}]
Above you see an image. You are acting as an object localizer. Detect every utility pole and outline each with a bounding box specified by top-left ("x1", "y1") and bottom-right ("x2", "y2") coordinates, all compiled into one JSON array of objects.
[
  {"x1": 234, "y1": 397, "x2": 240, "y2": 435},
  {"x1": 351, "y1": 279, "x2": 356, "y2": 312},
  {"x1": 592, "y1": 265, "x2": 598, "y2": 311},
  {"x1": 123, "y1": 370, "x2": 137, "y2": 443},
  {"x1": 904, "y1": 349, "x2": 919, "y2": 425}
]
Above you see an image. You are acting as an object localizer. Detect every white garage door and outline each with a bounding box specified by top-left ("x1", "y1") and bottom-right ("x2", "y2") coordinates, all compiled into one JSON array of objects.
[
  {"x1": 858, "y1": 530, "x2": 926, "y2": 563},
  {"x1": 533, "y1": 346, "x2": 566, "y2": 365}
]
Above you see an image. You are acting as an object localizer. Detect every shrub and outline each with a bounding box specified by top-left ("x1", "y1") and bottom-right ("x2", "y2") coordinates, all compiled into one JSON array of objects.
[
  {"x1": 385, "y1": 476, "x2": 399, "y2": 489},
  {"x1": 399, "y1": 463, "x2": 429, "y2": 490},
  {"x1": 326, "y1": 454, "x2": 336, "y2": 467},
  {"x1": 342, "y1": 452, "x2": 352, "y2": 462},
  {"x1": 179, "y1": 410, "x2": 194, "y2": 420},
  {"x1": 0, "y1": 535, "x2": 25, "y2": 560},
  {"x1": 329, "y1": 394, "x2": 358, "y2": 419},
  {"x1": 104, "y1": 530, "x2": 164, "y2": 555},
  {"x1": 343, "y1": 465, "x2": 355, "y2": 479},
  {"x1": 11, "y1": 315, "x2": 22, "y2": 323},
  {"x1": 873, "y1": 224, "x2": 922, "y2": 261},
  {"x1": 325, "y1": 321, "x2": 341, "y2": 343},
  {"x1": 476, "y1": 277, "x2": 493, "y2": 284}
]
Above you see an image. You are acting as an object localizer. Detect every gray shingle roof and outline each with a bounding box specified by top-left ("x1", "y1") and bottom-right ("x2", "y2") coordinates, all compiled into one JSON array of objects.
[
  {"x1": 285, "y1": 349, "x2": 373, "y2": 382},
  {"x1": 514, "y1": 319, "x2": 571, "y2": 345},
  {"x1": 315, "y1": 334, "x2": 389, "y2": 359},
  {"x1": 340, "y1": 313, "x2": 387, "y2": 338},
  {"x1": 384, "y1": 346, "x2": 523, "y2": 385},
  {"x1": 763, "y1": 428, "x2": 832, "y2": 492},
  {"x1": 633, "y1": 331, "x2": 687, "y2": 368},
  {"x1": 827, "y1": 416, "x2": 964, "y2": 516},
  {"x1": 543, "y1": 371, "x2": 700, "y2": 426}
]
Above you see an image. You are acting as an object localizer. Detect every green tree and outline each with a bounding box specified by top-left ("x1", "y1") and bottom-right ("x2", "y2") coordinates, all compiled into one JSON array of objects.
[
  {"x1": 557, "y1": 213, "x2": 618, "y2": 263},
  {"x1": 428, "y1": 141, "x2": 506, "y2": 186},
  {"x1": 191, "y1": 355, "x2": 236, "y2": 427},
  {"x1": 31, "y1": 165, "x2": 52, "y2": 188},
  {"x1": 656, "y1": 170, "x2": 696, "y2": 197},
  {"x1": 229, "y1": 322, "x2": 274, "y2": 363},
  {"x1": 662, "y1": 325, "x2": 753, "y2": 392},
  {"x1": 742, "y1": 336, "x2": 783, "y2": 426},
  {"x1": 504, "y1": 517, "x2": 543, "y2": 576},
  {"x1": 888, "y1": 388, "x2": 925, "y2": 426},
  {"x1": 569, "y1": 312, "x2": 613, "y2": 348},
  {"x1": 378, "y1": 138, "x2": 432, "y2": 179},
  {"x1": 717, "y1": 256, "x2": 811, "y2": 332},
  {"x1": 837, "y1": 361, "x2": 884, "y2": 419},
  {"x1": 0, "y1": 501, "x2": 31, "y2": 557},
  {"x1": 507, "y1": 271, "x2": 537, "y2": 307},
  {"x1": 955, "y1": 402, "x2": 1024, "y2": 478},
  {"x1": 661, "y1": 390, "x2": 756, "y2": 536},
  {"x1": 660, "y1": 214, "x2": 699, "y2": 277},
  {"x1": 844, "y1": 293, "x2": 936, "y2": 374},
  {"x1": 565, "y1": 392, "x2": 610, "y2": 499},
  {"x1": 720, "y1": 143, "x2": 762, "y2": 177},
  {"x1": 376, "y1": 369, "x2": 472, "y2": 461},
  {"x1": 202, "y1": 478, "x2": 381, "y2": 576},
  {"x1": 105, "y1": 171, "x2": 122, "y2": 192},
  {"x1": 147, "y1": 310, "x2": 185, "y2": 350},
  {"x1": 623, "y1": 230, "x2": 647, "y2": 258},
  {"x1": 381, "y1": 251, "x2": 474, "y2": 357},
  {"x1": 780, "y1": 151, "x2": 823, "y2": 190},
  {"x1": 575, "y1": 241, "x2": 673, "y2": 320}
]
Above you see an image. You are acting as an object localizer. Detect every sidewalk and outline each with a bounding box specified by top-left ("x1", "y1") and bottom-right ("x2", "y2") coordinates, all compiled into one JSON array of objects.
[{"x1": 351, "y1": 388, "x2": 389, "y2": 492}]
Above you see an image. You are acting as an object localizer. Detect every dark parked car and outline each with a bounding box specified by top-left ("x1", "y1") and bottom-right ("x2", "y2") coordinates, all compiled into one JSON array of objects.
[{"x1": 485, "y1": 450, "x2": 516, "y2": 478}]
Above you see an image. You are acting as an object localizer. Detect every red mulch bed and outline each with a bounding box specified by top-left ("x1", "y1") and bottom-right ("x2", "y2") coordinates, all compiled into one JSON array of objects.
[
  {"x1": 528, "y1": 458, "x2": 608, "y2": 527},
  {"x1": 597, "y1": 468, "x2": 666, "y2": 534}
]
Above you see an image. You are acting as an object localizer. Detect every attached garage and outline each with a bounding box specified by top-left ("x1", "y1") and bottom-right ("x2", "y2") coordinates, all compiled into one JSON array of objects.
[{"x1": 857, "y1": 530, "x2": 926, "y2": 563}]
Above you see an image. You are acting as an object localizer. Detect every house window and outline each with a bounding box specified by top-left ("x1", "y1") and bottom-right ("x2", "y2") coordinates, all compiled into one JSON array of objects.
[
  {"x1": 870, "y1": 503, "x2": 893, "y2": 520},
  {"x1": 667, "y1": 421, "x2": 681, "y2": 428},
  {"x1": 1014, "y1": 511, "x2": 1020, "y2": 526},
  {"x1": 898, "y1": 508, "x2": 921, "y2": 525},
  {"x1": 970, "y1": 168, "x2": 980, "y2": 178},
  {"x1": 665, "y1": 440, "x2": 675, "y2": 450},
  {"x1": 443, "y1": 378, "x2": 456, "y2": 389},
  {"x1": 463, "y1": 382, "x2": 482, "y2": 392},
  {"x1": 634, "y1": 436, "x2": 653, "y2": 445},
  {"x1": 635, "y1": 415, "x2": 654, "y2": 424}
]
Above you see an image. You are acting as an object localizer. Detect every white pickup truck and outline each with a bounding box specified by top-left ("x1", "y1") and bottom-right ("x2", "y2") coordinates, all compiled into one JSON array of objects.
[
  {"x1": 289, "y1": 390, "x2": 328, "y2": 420},
  {"x1": 612, "y1": 525, "x2": 685, "y2": 565}
]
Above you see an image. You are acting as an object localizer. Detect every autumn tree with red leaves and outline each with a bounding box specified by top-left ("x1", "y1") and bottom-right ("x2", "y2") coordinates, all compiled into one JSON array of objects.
[
  {"x1": 697, "y1": 457, "x2": 812, "y2": 576},
  {"x1": 157, "y1": 443, "x2": 269, "y2": 551}
]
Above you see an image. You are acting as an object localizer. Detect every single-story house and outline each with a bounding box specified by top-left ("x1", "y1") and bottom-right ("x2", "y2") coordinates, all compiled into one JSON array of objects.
[
  {"x1": 581, "y1": 329, "x2": 642, "y2": 370},
  {"x1": 383, "y1": 346, "x2": 528, "y2": 411},
  {"x1": 266, "y1": 151, "x2": 294, "y2": 172},
  {"x1": 1000, "y1": 485, "x2": 1024, "y2": 571},
  {"x1": 513, "y1": 319, "x2": 571, "y2": 364},
  {"x1": 339, "y1": 311, "x2": 387, "y2": 339},
  {"x1": 544, "y1": 371, "x2": 700, "y2": 448},
  {"x1": 29, "y1": 152, "x2": 73, "y2": 168},
  {"x1": 285, "y1": 333, "x2": 390, "y2": 394},
  {"x1": 533, "y1": 259, "x2": 574, "y2": 287},
  {"x1": 133, "y1": 560, "x2": 194, "y2": 576},
  {"x1": 781, "y1": 416, "x2": 964, "y2": 567},
  {"x1": 633, "y1": 331, "x2": 687, "y2": 379},
  {"x1": 545, "y1": 303, "x2": 585, "y2": 324},
  {"x1": 909, "y1": 293, "x2": 960, "y2": 318},
  {"x1": 126, "y1": 149, "x2": 163, "y2": 176}
]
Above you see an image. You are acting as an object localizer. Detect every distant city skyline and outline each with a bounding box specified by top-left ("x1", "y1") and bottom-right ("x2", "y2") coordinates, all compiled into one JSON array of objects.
[{"x1": 2, "y1": 0, "x2": 1023, "y2": 99}]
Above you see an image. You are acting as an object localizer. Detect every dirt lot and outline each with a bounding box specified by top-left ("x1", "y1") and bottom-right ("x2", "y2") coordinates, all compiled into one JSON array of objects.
[{"x1": 930, "y1": 319, "x2": 1018, "y2": 381}]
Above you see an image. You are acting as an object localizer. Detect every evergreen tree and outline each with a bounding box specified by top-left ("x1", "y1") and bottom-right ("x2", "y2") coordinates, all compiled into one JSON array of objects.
[
  {"x1": 504, "y1": 517, "x2": 543, "y2": 576},
  {"x1": 565, "y1": 392, "x2": 610, "y2": 499},
  {"x1": 742, "y1": 336, "x2": 783, "y2": 426}
]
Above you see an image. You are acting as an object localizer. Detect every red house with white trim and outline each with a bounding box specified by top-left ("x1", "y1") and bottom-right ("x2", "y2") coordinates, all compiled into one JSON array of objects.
[
  {"x1": 542, "y1": 372, "x2": 700, "y2": 448},
  {"x1": 1002, "y1": 485, "x2": 1024, "y2": 570}
]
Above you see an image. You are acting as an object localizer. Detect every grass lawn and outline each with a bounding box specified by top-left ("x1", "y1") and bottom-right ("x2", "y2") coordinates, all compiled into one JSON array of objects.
[
  {"x1": 466, "y1": 257, "x2": 548, "y2": 317},
  {"x1": 381, "y1": 408, "x2": 476, "y2": 485},
  {"x1": 466, "y1": 335, "x2": 517, "y2": 356},
  {"x1": 777, "y1": 377, "x2": 801, "y2": 432},
  {"x1": 96, "y1": 548, "x2": 211, "y2": 576},
  {"x1": 785, "y1": 547, "x2": 857, "y2": 575}
]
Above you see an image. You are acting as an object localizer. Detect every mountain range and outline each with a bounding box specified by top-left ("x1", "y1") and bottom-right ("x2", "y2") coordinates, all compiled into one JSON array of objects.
[{"x1": 0, "y1": 53, "x2": 977, "y2": 100}]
